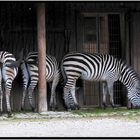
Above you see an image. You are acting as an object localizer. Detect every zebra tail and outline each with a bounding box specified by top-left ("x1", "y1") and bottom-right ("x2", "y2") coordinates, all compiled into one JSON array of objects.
[
  {"x1": 0, "y1": 59, "x2": 3, "y2": 87},
  {"x1": 0, "y1": 58, "x2": 3, "y2": 68},
  {"x1": 60, "y1": 58, "x2": 67, "y2": 86},
  {"x1": 22, "y1": 62, "x2": 31, "y2": 87},
  {"x1": 0, "y1": 62, "x2": 2, "y2": 68},
  {"x1": 0, "y1": 59, "x2": 4, "y2": 72}
]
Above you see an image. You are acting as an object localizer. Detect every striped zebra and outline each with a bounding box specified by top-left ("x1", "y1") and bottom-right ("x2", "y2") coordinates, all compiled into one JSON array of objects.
[
  {"x1": 61, "y1": 52, "x2": 140, "y2": 110},
  {"x1": 19, "y1": 52, "x2": 60, "y2": 111},
  {"x1": 0, "y1": 51, "x2": 18, "y2": 117}
]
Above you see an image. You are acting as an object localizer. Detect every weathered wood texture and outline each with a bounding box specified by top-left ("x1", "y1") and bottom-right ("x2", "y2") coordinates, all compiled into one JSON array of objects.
[
  {"x1": 131, "y1": 12, "x2": 140, "y2": 74},
  {"x1": 37, "y1": 3, "x2": 48, "y2": 113},
  {"x1": 0, "y1": 2, "x2": 140, "y2": 110}
]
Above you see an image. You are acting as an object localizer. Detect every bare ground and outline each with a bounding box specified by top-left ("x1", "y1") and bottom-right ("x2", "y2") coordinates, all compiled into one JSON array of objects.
[{"x1": 0, "y1": 111, "x2": 140, "y2": 137}]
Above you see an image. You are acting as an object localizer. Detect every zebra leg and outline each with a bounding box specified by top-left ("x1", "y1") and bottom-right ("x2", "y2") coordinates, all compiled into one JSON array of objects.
[
  {"x1": 63, "y1": 79, "x2": 79, "y2": 110},
  {"x1": 63, "y1": 87, "x2": 76, "y2": 110},
  {"x1": 0, "y1": 89, "x2": 3, "y2": 116},
  {"x1": 50, "y1": 71, "x2": 60, "y2": 110},
  {"x1": 107, "y1": 82, "x2": 115, "y2": 108},
  {"x1": 21, "y1": 87, "x2": 27, "y2": 111},
  {"x1": 5, "y1": 88, "x2": 12, "y2": 117},
  {"x1": 71, "y1": 87, "x2": 79, "y2": 110},
  {"x1": 27, "y1": 78, "x2": 37, "y2": 112},
  {"x1": 50, "y1": 83, "x2": 57, "y2": 110},
  {"x1": 0, "y1": 71, "x2": 3, "y2": 115},
  {"x1": 4, "y1": 77, "x2": 13, "y2": 117},
  {"x1": 102, "y1": 82, "x2": 108, "y2": 109},
  {"x1": 21, "y1": 63, "x2": 30, "y2": 111},
  {"x1": 28, "y1": 86, "x2": 36, "y2": 112}
]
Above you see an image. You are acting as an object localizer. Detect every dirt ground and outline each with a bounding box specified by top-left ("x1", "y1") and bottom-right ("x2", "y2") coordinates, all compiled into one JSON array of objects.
[{"x1": 0, "y1": 111, "x2": 140, "y2": 138}]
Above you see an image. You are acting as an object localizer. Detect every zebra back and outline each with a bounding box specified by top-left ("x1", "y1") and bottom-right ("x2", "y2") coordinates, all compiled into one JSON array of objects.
[
  {"x1": 0, "y1": 51, "x2": 18, "y2": 80},
  {"x1": 24, "y1": 52, "x2": 59, "y2": 81}
]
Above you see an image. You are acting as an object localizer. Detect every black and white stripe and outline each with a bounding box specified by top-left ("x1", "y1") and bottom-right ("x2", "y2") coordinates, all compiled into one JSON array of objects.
[
  {"x1": 0, "y1": 51, "x2": 18, "y2": 116},
  {"x1": 21, "y1": 52, "x2": 60, "y2": 111},
  {"x1": 61, "y1": 52, "x2": 140, "y2": 110}
]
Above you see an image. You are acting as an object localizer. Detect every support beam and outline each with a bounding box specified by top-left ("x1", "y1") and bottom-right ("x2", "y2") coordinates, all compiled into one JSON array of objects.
[{"x1": 37, "y1": 3, "x2": 47, "y2": 113}]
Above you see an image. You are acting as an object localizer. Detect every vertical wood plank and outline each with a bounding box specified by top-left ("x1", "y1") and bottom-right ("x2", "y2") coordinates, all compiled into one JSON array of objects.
[{"x1": 37, "y1": 3, "x2": 47, "y2": 113}]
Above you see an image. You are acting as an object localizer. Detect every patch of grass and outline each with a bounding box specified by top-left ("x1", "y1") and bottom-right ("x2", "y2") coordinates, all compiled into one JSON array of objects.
[
  {"x1": 1, "y1": 107, "x2": 140, "y2": 121},
  {"x1": 13, "y1": 109, "x2": 34, "y2": 114},
  {"x1": 72, "y1": 107, "x2": 140, "y2": 118}
]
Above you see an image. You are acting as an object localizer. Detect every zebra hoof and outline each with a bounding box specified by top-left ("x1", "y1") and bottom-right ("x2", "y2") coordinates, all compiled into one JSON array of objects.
[
  {"x1": 49, "y1": 104, "x2": 58, "y2": 111},
  {"x1": 50, "y1": 107, "x2": 54, "y2": 111},
  {"x1": 127, "y1": 106, "x2": 131, "y2": 110},
  {"x1": 32, "y1": 108, "x2": 36, "y2": 112},
  {"x1": 55, "y1": 106, "x2": 58, "y2": 110},
  {"x1": 111, "y1": 104, "x2": 115, "y2": 109},
  {"x1": 76, "y1": 104, "x2": 80, "y2": 110},
  {"x1": 0, "y1": 112, "x2": 2, "y2": 116},
  {"x1": 51, "y1": 106, "x2": 58, "y2": 111},
  {"x1": 71, "y1": 106, "x2": 76, "y2": 110},
  {"x1": 103, "y1": 103, "x2": 107, "y2": 109},
  {"x1": 21, "y1": 107, "x2": 24, "y2": 111},
  {"x1": 67, "y1": 108, "x2": 72, "y2": 111},
  {"x1": 69, "y1": 104, "x2": 80, "y2": 110},
  {"x1": 67, "y1": 106, "x2": 73, "y2": 111},
  {"x1": 7, "y1": 112, "x2": 12, "y2": 118},
  {"x1": 66, "y1": 102, "x2": 80, "y2": 111}
]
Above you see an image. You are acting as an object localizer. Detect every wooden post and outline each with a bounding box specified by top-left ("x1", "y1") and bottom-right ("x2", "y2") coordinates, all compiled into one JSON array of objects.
[{"x1": 37, "y1": 3, "x2": 48, "y2": 113}]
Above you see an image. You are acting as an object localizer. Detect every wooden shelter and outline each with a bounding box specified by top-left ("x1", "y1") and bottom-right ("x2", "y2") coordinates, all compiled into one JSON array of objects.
[{"x1": 0, "y1": 2, "x2": 140, "y2": 111}]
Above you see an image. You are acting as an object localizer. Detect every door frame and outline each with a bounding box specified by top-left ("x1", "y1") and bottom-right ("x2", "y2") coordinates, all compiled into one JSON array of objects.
[{"x1": 76, "y1": 11, "x2": 127, "y2": 107}]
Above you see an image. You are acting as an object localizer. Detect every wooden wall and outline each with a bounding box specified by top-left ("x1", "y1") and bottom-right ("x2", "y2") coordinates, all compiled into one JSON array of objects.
[
  {"x1": 131, "y1": 12, "x2": 140, "y2": 74},
  {"x1": 0, "y1": 2, "x2": 140, "y2": 111}
]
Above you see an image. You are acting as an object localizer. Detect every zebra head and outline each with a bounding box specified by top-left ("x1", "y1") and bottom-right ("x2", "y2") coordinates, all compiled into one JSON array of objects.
[
  {"x1": 130, "y1": 101, "x2": 140, "y2": 108},
  {"x1": 128, "y1": 86, "x2": 140, "y2": 108},
  {"x1": 130, "y1": 96, "x2": 140, "y2": 108}
]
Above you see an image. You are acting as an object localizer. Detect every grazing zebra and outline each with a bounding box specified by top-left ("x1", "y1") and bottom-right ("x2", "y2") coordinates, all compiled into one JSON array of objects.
[
  {"x1": 19, "y1": 52, "x2": 60, "y2": 111},
  {"x1": 0, "y1": 51, "x2": 18, "y2": 116},
  {"x1": 61, "y1": 52, "x2": 140, "y2": 110}
]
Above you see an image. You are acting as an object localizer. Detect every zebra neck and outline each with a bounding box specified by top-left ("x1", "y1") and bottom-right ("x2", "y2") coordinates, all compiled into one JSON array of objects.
[{"x1": 119, "y1": 62, "x2": 140, "y2": 92}]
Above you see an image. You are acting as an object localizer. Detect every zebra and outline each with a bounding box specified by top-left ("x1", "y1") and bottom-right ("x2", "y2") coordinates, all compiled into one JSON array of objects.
[
  {"x1": 61, "y1": 52, "x2": 140, "y2": 110},
  {"x1": 16, "y1": 52, "x2": 60, "y2": 111},
  {"x1": 0, "y1": 51, "x2": 18, "y2": 117}
]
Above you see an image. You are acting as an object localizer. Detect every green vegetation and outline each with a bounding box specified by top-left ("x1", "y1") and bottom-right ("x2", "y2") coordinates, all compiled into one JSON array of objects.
[
  {"x1": 1, "y1": 107, "x2": 140, "y2": 121},
  {"x1": 72, "y1": 107, "x2": 140, "y2": 119}
]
